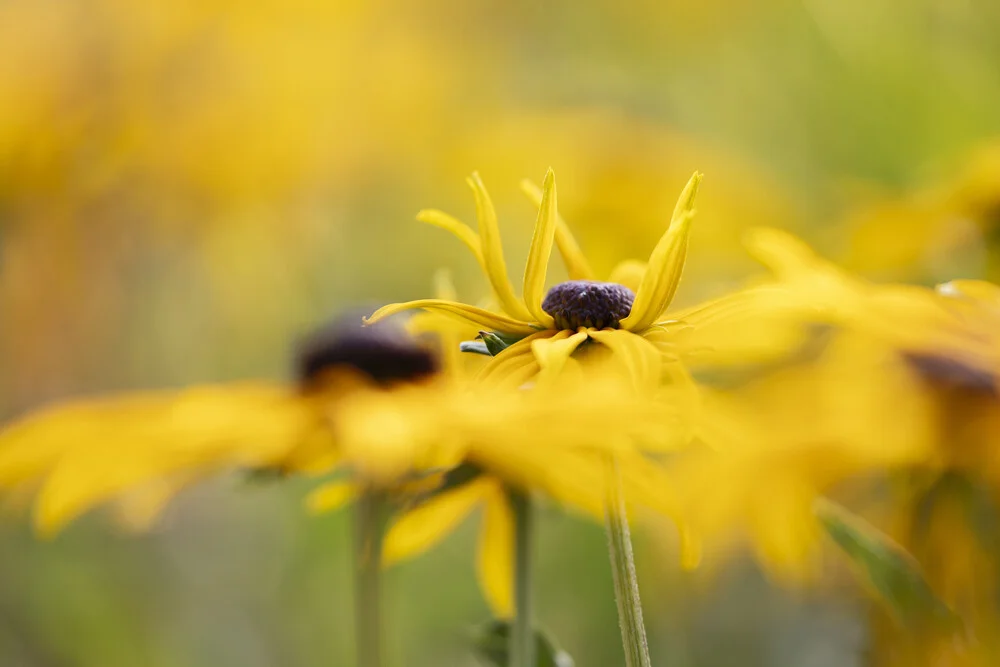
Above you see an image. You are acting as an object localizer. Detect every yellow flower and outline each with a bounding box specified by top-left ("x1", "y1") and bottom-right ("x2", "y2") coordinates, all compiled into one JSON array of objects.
[
  {"x1": 365, "y1": 169, "x2": 710, "y2": 386},
  {"x1": 373, "y1": 369, "x2": 691, "y2": 617},
  {"x1": 667, "y1": 326, "x2": 936, "y2": 579},
  {"x1": 0, "y1": 318, "x2": 446, "y2": 536}
]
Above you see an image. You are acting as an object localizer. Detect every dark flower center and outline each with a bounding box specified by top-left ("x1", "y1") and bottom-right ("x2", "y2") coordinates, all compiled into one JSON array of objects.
[
  {"x1": 296, "y1": 315, "x2": 439, "y2": 386},
  {"x1": 541, "y1": 280, "x2": 635, "y2": 330}
]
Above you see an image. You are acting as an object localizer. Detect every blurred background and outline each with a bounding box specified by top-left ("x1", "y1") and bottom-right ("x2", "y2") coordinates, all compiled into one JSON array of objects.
[{"x1": 1, "y1": 0, "x2": 999, "y2": 664}]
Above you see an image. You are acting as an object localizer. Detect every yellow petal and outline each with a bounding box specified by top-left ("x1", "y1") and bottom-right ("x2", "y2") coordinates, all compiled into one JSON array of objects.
[
  {"x1": 23, "y1": 383, "x2": 314, "y2": 535},
  {"x1": 621, "y1": 172, "x2": 702, "y2": 332},
  {"x1": 110, "y1": 474, "x2": 195, "y2": 533},
  {"x1": 477, "y1": 482, "x2": 515, "y2": 618},
  {"x1": 608, "y1": 259, "x2": 647, "y2": 295},
  {"x1": 938, "y1": 279, "x2": 1000, "y2": 309},
  {"x1": 467, "y1": 172, "x2": 535, "y2": 322},
  {"x1": 587, "y1": 328, "x2": 663, "y2": 389},
  {"x1": 306, "y1": 481, "x2": 358, "y2": 514},
  {"x1": 477, "y1": 331, "x2": 552, "y2": 388},
  {"x1": 530, "y1": 329, "x2": 589, "y2": 378},
  {"x1": 521, "y1": 169, "x2": 558, "y2": 328},
  {"x1": 415, "y1": 209, "x2": 486, "y2": 269},
  {"x1": 520, "y1": 178, "x2": 595, "y2": 281},
  {"x1": 679, "y1": 522, "x2": 703, "y2": 570},
  {"x1": 365, "y1": 299, "x2": 539, "y2": 336},
  {"x1": 382, "y1": 477, "x2": 490, "y2": 565}
]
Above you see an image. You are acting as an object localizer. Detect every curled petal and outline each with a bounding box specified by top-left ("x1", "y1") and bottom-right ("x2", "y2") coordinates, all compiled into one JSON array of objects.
[
  {"x1": 478, "y1": 331, "x2": 553, "y2": 388},
  {"x1": 621, "y1": 172, "x2": 702, "y2": 332},
  {"x1": 416, "y1": 210, "x2": 486, "y2": 269},
  {"x1": 365, "y1": 300, "x2": 539, "y2": 336},
  {"x1": 588, "y1": 328, "x2": 662, "y2": 389},
  {"x1": 531, "y1": 329, "x2": 589, "y2": 378},
  {"x1": 522, "y1": 168, "x2": 558, "y2": 328},
  {"x1": 382, "y1": 477, "x2": 491, "y2": 565},
  {"x1": 467, "y1": 173, "x2": 534, "y2": 321},
  {"x1": 520, "y1": 178, "x2": 595, "y2": 281},
  {"x1": 477, "y1": 482, "x2": 515, "y2": 618}
]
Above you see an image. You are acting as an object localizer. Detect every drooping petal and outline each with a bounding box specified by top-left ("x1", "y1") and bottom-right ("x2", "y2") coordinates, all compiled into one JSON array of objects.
[
  {"x1": 477, "y1": 481, "x2": 515, "y2": 618},
  {"x1": 621, "y1": 172, "x2": 702, "y2": 332},
  {"x1": 19, "y1": 383, "x2": 317, "y2": 535},
  {"x1": 467, "y1": 173, "x2": 535, "y2": 322},
  {"x1": 588, "y1": 328, "x2": 663, "y2": 389},
  {"x1": 938, "y1": 279, "x2": 1000, "y2": 311},
  {"x1": 365, "y1": 299, "x2": 539, "y2": 336},
  {"x1": 382, "y1": 477, "x2": 491, "y2": 565},
  {"x1": 520, "y1": 179, "x2": 595, "y2": 281},
  {"x1": 110, "y1": 474, "x2": 197, "y2": 532},
  {"x1": 306, "y1": 481, "x2": 358, "y2": 514},
  {"x1": 530, "y1": 329, "x2": 589, "y2": 377},
  {"x1": 521, "y1": 168, "x2": 558, "y2": 328},
  {"x1": 608, "y1": 259, "x2": 647, "y2": 295},
  {"x1": 415, "y1": 209, "x2": 486, "y2": 269},
  {"x1": 477, "y1": 331, "x2": 553, "y2": 388}
]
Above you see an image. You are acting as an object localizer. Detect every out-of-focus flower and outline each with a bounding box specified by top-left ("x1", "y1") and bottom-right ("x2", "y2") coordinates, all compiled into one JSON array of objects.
[
  {"x1": 714, "y1": 227, "x2": 1000, "y2": 660},
  {"x1": 668, "y1": 327, "x2": 936, "y2": 579},
  {"x1": 840, "y1": 140, "x2": 1000, "y2": 282},
  {"x1": 375, "y1": 370, "x2": 688, "y2": 617},
  {"x1": 0, "y1": 318, "x2": 444, "y2": 535}
]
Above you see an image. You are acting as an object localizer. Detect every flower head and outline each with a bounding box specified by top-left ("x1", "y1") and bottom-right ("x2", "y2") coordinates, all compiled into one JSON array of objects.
[{"x1": 364, "y1": 169, "x2": 705, "y2": 386}]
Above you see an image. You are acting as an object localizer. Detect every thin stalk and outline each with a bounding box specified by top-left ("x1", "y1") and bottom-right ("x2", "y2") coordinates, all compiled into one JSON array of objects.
[
  {"x1": 354, "y1": 490, "x2": 385, "y2": 667},
  {"x1": 509, "y1": 489, "x2": 535, "y2": 667},
  {"x1": 604, "y1": 456, "x2": 653, "y2": 667}
]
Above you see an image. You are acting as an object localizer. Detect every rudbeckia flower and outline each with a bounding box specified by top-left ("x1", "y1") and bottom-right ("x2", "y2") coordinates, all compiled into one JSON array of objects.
[
  {"x1": 0, "y1": 317, "x2": 446, "y2": 535},
  {"x1": 364, "y1": 169, "x2": 716, "y2": 385}
]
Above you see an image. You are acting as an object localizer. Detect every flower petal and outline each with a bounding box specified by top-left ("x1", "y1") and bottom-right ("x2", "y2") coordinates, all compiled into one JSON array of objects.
[
  {"x1": 530, "y1": 329, "x2": 589, "y2": 377},
  {"x1": 608, "y1": 259, "x2": 647, "y2": 295},
  {"x1": 938, "y1": 279, "x2": 1000, "y2": 310},
  {"x1": 588, "y1": 328, "x2": 662, "y2": 389},
  {"x1": 415, "y1": 209, "x2": 486, "y2": 269},
  {"x1": 621, "y1": 171, "x2": 702, "y2": 332},
  {"x1": 306, "y1": 481, "x2": 358, "y2": 514},
  {"x1": 477, "y1": 482, "x2": 515, "y2": 618},
  {"x1": 382, "y1": 477, "x2": 491, "y2": 566},
  {"x1": 520, "y1": 178, "x2": 595, "y2": 281},
  {"x1": 467, "y1": 172, "x2": 535, "y2": 321},
  {"x1": 522, "y1": 168, "x2": 558, "y2": 328},
  {"x1": 21, "y1": 383, "x2": 315, "y2": 535},
  {"x1": 478, "y1": 331, "x2": 553, "y2": 388},
  {"x1": 365, "y1": 299, "x2": 539, "y2": 336}
]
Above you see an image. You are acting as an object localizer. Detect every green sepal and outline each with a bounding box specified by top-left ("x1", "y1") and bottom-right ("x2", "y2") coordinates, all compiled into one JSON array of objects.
[
  {"x1": 473, "y1": 620, "x2": 574, "y2": 667},
  {"x1": 460, "y1": 341, "x2": 492, "y2": 356},
  {"x1": 479, "y1": 331, "x2": 512, "y2": 357},
  {"x1": 815, "y1": 498, "x2": 962, "y2": 634}
]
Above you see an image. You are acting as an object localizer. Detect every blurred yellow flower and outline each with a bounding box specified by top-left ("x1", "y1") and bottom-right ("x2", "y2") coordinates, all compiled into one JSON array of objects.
[
  {"x1": 0, "y1": 318, "x2": 447, "y2": 535},
  {"x1": 374, "y1": 372, "x2": 691, "y2": 617}
]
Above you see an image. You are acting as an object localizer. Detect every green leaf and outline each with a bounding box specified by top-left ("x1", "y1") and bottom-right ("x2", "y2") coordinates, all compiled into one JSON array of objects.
[
  {"x1": 815, "y1": 498, "x2": 962, "y2": 634},
  {"x1": 473, "y1": 620, "x2": 575, "y2": 667}
]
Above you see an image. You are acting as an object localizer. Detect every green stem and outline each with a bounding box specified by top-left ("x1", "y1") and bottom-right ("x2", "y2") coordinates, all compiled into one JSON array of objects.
[
  {"x1": 354, "y1": 490, "x2": 385, "y2": 667},
  {"x1": 604, "y1": 456, "x2": 653, "y2": 667},
  {"x1": 509, "y1": 489, "x2": 535, "y2": 667}
]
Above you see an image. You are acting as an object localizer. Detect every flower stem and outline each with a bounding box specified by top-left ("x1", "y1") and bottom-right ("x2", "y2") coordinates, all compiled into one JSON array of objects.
[
  {"x1": 604, "y1": 456, "x2": 653, "y2": 667},
  {"x1": 509, "y1": 489, "x2": 535, "y2": 667},
  {"x1": 354, "y1": 490, "x2": 385, "y2": 667}
]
